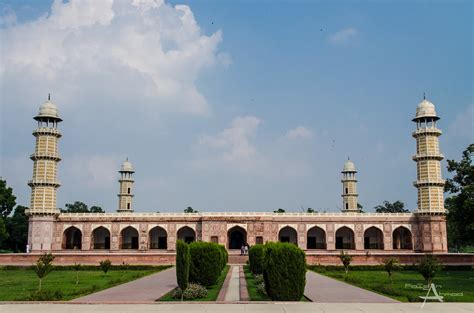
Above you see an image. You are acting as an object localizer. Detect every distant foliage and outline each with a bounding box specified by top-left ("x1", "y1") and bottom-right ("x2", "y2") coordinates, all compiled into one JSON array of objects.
[
  {"x1": 99, "y1": 259, "x2": 112, "y2": 275},
  {"x1": 61, "y1": 201, "x2": 104, "y2": 213},
  {"x1": 176, "y1": 240, "x2": 190, "y2": 293},
  {"x1": 263, "y1": 242, "x2": 306, "y2": 301},
  {"x1": 189, "y1": 242, "x2": 224, "y2": 287},
  {"x1": 273, "y1": 208, "x2": 286, "y2": 213},
  {"x1": 184, "y1": 206, "x2": 198, "y2": 213},
  {"x1": 339, "y1": 251, "x2": 353, "y2": 274},
  {"x1": 374, "y1": 201, "x2": 409, "y2": 213},
  {"x1": 249, "y1": 244, "x2": 265, "y2": 274}
]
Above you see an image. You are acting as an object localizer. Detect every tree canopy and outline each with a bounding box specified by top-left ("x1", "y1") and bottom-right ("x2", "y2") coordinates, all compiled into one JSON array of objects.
[
  {"x1": 0, "y1": 179, "x2": 16, "y2": 219},
  {"x1": 5, "y1": 205, "x2": 28, "y2": 252},
  {"x1": 444, "y1": 144, "x2": 474, "y2": 249},
  {"x1": 184, "y1": 206, "x2": 197, "y2": 213},
  {"x1": 274, "y1": 208, "x2": 286, "y2": 213},
  {"x1": 61, "y1": 201, "x2": 104, "y2": 213},
  {"x1": 374, "y1": 200, "x2": 409, "y2": 213}
]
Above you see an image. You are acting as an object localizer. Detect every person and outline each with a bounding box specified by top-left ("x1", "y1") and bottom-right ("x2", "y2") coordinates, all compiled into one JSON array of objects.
[
  {"x1": 240, "y1": 244, "x2": 244, "y2": 256},
  {"x1": 244, "y1": 243, "x2": 249, "y2": 256},
  {"x1": 26, "y1": 244, "x2": 30, "y2": 254}
]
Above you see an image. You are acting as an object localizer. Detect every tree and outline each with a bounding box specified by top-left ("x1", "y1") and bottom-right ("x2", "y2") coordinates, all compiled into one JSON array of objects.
[
  {"x1": 418, "y1": 254, "x2": 442, "y2": 286},
  {"x1": 0, "y1": 218, "x2": 8, "y2": 248},
  {"x1": 5, "y1": 205, "x2": 28, "y2": 252},
  {"x1": 99, "y1": 259, "x2": 112, "y2": 275},
  {"x1": 444, "y1": 144, "x2": 474, "y2": 249},
  {"x1": 61, "y1": 201, "x2": 104, "y2": 213},
  {"x1": 274, "y1": 208, "x2": 286, "y2": 213},
  {"x1": 339, "y1": 251, "x2": 352, "y2": 274},
  {"x1": 73, "y1": 263, "x2": 81, "y2": 285},
  {"x1": 374, "y1": 201, "x2": 409, "y2": 213},
  {"x1": 306, "y1": 208, "x2": 316, "y2": 213},
  {"x1": 184, "y1": 206, "x2": 197, "y2": 213},
  {"x1": 0, "y1": 179, "x2": 16, "y2": 219},
  {"x1": 383, "y1": 257, "x2": 399, "y2": 284},
  {"x1": 176, "y1": 240, "x2": 190, "y2": 300},
  {"x1": 34, "y1": 253, "x2": 55, "y2": 291}
]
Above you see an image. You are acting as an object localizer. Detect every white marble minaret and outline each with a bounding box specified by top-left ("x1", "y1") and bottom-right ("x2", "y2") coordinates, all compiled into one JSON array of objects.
[
  {"x1": 117, "y1": 158, "x2": 135, "y2": 213},
  {"x1": 341, "y1": 159, "x2": 359, "y2": 213}
]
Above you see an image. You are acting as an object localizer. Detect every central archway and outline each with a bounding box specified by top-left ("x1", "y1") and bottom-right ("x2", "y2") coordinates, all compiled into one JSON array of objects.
[
  {"x1": 228, "y1": 226, "x2": 247, "y2": 249},
  {"x1": 279, "y1": 226, "x2": 297, "y2": 245},
  {"x1": 335, "y1": 226, "x2": 355, "y2": 249},
  {"x1": 63, "y1": 226, "x2": 82, "y2": 250},
  {"x1": 177, "y1": 226, "x2": 196, "y2": 244},
  {"x1": 393, "y1": 226, "x2": 413, "y2": 250},
  {"x1": 307, "y1": 226, "x2": 326, "y2": 249},
  {"x1": 92, "y1": 226, "x2": 110, "y2": 250},
  {"x1": 120, "y1": 226, "x2": 139, "y2": 249},
  {"x1": 364, "y1": 227, "x2": 384, "y2": 250},
  {"x1": 149, "y1": 226, "x2": 167, "y2": 249}
]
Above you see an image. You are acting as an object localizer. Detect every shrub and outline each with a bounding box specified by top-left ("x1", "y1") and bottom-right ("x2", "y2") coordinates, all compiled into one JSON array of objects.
[
  {"x1": 73, "y1": 263, "x2": 81, "y2": 285},
  {"x1": 263, "y1": 242, "x2": 306, "y2": 301},
  {"x1": 249, "y1": 244, "x2": 265, "y2": 274},
  {"x1": 34, "y1": 253, "x2": 55, "y2": 291},
  {"x1": 171, "y1": 283, "x2": 208, "y2": 300},
  {"x1": 418, "y1": 254, "x2": 442, "y2": 285},
  {"x1": 99, "y1": 259, "x2": 112, "y2": 275},
  {"x1": 256, "y1": 282, "x2": 267, "y2": 296},
  {"x1": 218, "y1": 244, "x2": 228, "y2": 270},
  {"x1": 254, "y1": 274, "x2": 264, "y2": 285},
  {"x1": 189, "y1": 242, "x2": 223, "y2": 286},
  {"x1": 176, "y1": 240, "x2": 190, "y2": 294},
  {"x1": 383, "y1": 257, "x2": 399, "y2": 284},
  {"x1": 339, "y1": 251, "x2": 352, "y2": 274}
]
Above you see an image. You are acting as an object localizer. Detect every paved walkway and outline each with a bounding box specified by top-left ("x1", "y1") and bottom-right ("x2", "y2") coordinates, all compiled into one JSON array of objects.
[
  {"x1": 70, "y1": 267, "x2": 176, "y2": 303},
  {"x1": 224, "y1": 266, "x2": 241, "y2": 301},
  {"x1": 305, "y1": 271, "x2": 397, "y2": 303},
  {"x1": 1, "y1": 303, "x2": 471, "y2": 313}
]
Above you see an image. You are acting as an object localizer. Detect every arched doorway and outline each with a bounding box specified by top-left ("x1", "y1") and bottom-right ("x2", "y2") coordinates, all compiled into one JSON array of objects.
[
  {"x1": 307, "y1": 226, "x2": 326, "y2": 249},
  {"x1": 228, "y1": 226, "x2": 247, "y2": 249},
  {"x1": 92, "y1": 226, "x2": 110, "y2": 250},
  {"x1": 279, "y1": 226, "x2": 297, "y2": 245},
  {"x1": 335, "y1": 226, "x2": 355, "y2": 249},
  {"x1": 177, "y1": 226, "x2": 196, "y2": 244},
  {"x1": 121, "y1": 226, "x2": 139, "y2": 249},
  {"x1": 63, "y1": 226, "x2": 82, "y2": 250},
  {"x1": 149, "y1": 226, "x2": 167, "y2": 249},
  {"x1": 393, "y1": 227, "x2": 413, "y2": 250},
  {"x1": 364, "y1": 227, "x2": 384, "y2": 250}
]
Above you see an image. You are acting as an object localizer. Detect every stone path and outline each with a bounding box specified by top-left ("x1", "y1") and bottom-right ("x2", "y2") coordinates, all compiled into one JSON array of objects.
[
  {"x1": 1, "y1": 303, "x2": 471, "y2": 313},
  {"x1": 70, "y1": 267, "x2": 176, "y2": 303},
  {"x1": 304, "y1": 270, "x2": 397, "y2": 303},
  {"x1": 224, "y1": 266, "x2": 240, "y2": 301}
]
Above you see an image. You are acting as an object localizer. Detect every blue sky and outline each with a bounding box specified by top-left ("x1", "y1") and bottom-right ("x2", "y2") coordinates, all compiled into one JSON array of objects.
[{"x1": 0, "y1": 0, "x2": 472, "y2": 213}]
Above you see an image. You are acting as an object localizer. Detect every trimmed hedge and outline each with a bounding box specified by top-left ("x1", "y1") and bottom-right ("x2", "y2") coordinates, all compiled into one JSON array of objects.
[
  {"x1": 263, "y1": 242, "x2": 306, "y2": 301},
  {"x1": 218, "y1": 244, "x2": 228, "y2": 271},
  {"x1": 176, "y1": 240, "x2": 190, "y2": 291},
  {"x1": 249, "y1": 244, "x2": 264, "y2": 274},
  {"x1": 189, "y1": 242, "x2": 223, "y2": 287}
]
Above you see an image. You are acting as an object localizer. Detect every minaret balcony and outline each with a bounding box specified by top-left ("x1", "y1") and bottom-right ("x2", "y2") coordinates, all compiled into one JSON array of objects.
[
  {"x1": 412, "y1": 128, "x2": 442, "y2": 138},
  {"x1": 25, "y1": 208, "x2": 60, "y2": 216},
  {"x1": 413, "y1": 179, "x2": 445, "y2": 187},
  {"x1": 117, "y1": 193, "x2": 134, "y2": 197},
  {"x1": 28, "y1": 179, "x2": 61, "y2": 187},
  {"x1": 340, "y1": 179, "x2": 358, "y2": 183},
  {"x1": 412, "y1": 153, "x2": 444, "y2": 161},
  {"x1": 341, "y1": 193, "x2": 359, "y2": 197},
  {"x1": 118, "y1": 178, "x2": 135, "y2": 182},
  {"x1": 30, "y1": 152, "x2": 61, "y2": 161},
  {"x1": 33, "y1": 128, "x2": 62, "y2": 137}
]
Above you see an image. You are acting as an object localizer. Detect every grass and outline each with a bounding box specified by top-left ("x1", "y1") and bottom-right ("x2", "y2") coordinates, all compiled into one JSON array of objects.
[
  {"x1": 0, "y1": 265, "x2": 171, "y2": 301},
  {"x1": 243, "y1": 265, "x2": 309, "y2": 301},
  {"x1": 310, "y1": 267, "x2": 474, "y2": 302},
  {"x1": 158, "y1": 265, "x2": 230, "y2": 301}
]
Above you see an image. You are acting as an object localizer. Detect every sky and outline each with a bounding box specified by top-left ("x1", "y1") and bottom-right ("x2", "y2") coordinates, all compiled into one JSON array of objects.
[{"x1": 0, "y1": 0, "x2": 472, "y2": 213}]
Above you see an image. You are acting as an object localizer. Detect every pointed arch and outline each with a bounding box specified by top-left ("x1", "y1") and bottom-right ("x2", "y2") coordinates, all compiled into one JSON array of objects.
[
  {"x1": 63, "y1": 226, "x2": 82, "y2": 250},
  {"x1": 149, "y1": 226, "x2": 167, "y2": 249},
  {"x1": 278, "y1": 226, "x2": 297, "y2": 245},
  {"x1": 120, "y1": 226, "x2": 139, "y2": 249},
  {"x1": 392, "y1": 226, "x2": 413, "y2": 250},
  {"x1": 364, "y1": 226, "x2": 384, "y2": 250},
  {"x1": 177, "y1": 226, "x2": 196, "y2": 244},
  {"x1": 92, "y1": 226, "x2": 110, "y2": 250},
  {"x1": 335, "y1": 226, "x2": 355, "y2": 249},
  {"x1": 227, "y1": 226, "x2": 247, "y2": 249},
  {"x1": 307, "y1": 226, "x2": 326, "y2": 249}
]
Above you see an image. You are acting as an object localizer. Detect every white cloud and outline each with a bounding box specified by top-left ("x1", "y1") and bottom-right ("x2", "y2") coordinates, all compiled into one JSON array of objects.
[
  {"x1": 285, "y1": 126, "x2": 313, "y2": 140},
  {"x1": 0, "y1": 0, "x2": 226, "y2": 116},
  {"x1": 328, "y1": 27, "x2": 358, "y2": 44},
  {"x1": 198, "y1": 116, "x2": 261, "y2": 162},
  {"x1": 65, "y1": 155, "x2": 120, "y2": 188}
]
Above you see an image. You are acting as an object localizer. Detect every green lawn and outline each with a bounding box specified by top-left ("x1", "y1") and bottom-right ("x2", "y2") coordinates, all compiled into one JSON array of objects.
[
  {"x1": 0, "y1": 265, "x2": 171, "y2": 301},
  {"x1": 310, "y1": 267, "x2": 474, "y2": 302},
  {"x1": 159, "y1": 265, "x2": 230, "y2": 301}
]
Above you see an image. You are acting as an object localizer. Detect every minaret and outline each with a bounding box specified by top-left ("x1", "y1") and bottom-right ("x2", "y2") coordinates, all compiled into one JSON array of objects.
[
  {"x1": 117, "y1": 158, "x2": 134, "y2": 213},
  {"x1": 341, "y1": 158, "x2": 359, "y2": 212},
  {"x1": 27, "y1": 95, "x2": 62, "y2": 215},
  {"x1": 412, "y1": 97, "x2": 445, "y2": 214}
]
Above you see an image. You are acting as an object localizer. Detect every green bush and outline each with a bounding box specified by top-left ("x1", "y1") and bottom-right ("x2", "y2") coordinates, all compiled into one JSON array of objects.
[
  {"x1": 218, "y1": 244, "x2": 228, "y2": 270},
  {"x1": 99, "y1": 259, "x2": 112, "y2": 275},
  {"x1": 171, "y1": 283, "x2": 208, "y2": 300},
  {"x1": 189, "y1": 242, "x2": 223, "y2": 287},
  {"x1": 249, "y1": 244, "x2": 265, "y2": 274},
  {"x1": 176, "y1": 240, "x2": 190, "y2": 292},
  {"x1": 263, "y1": 242, "x2": 306, "y2": 301},
  {"x1": 418, "y1": 254, "x2": 442, "y2": 285},
  {"x1": 26, "y1": 290, "x2": 63, "y2": 301}
]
